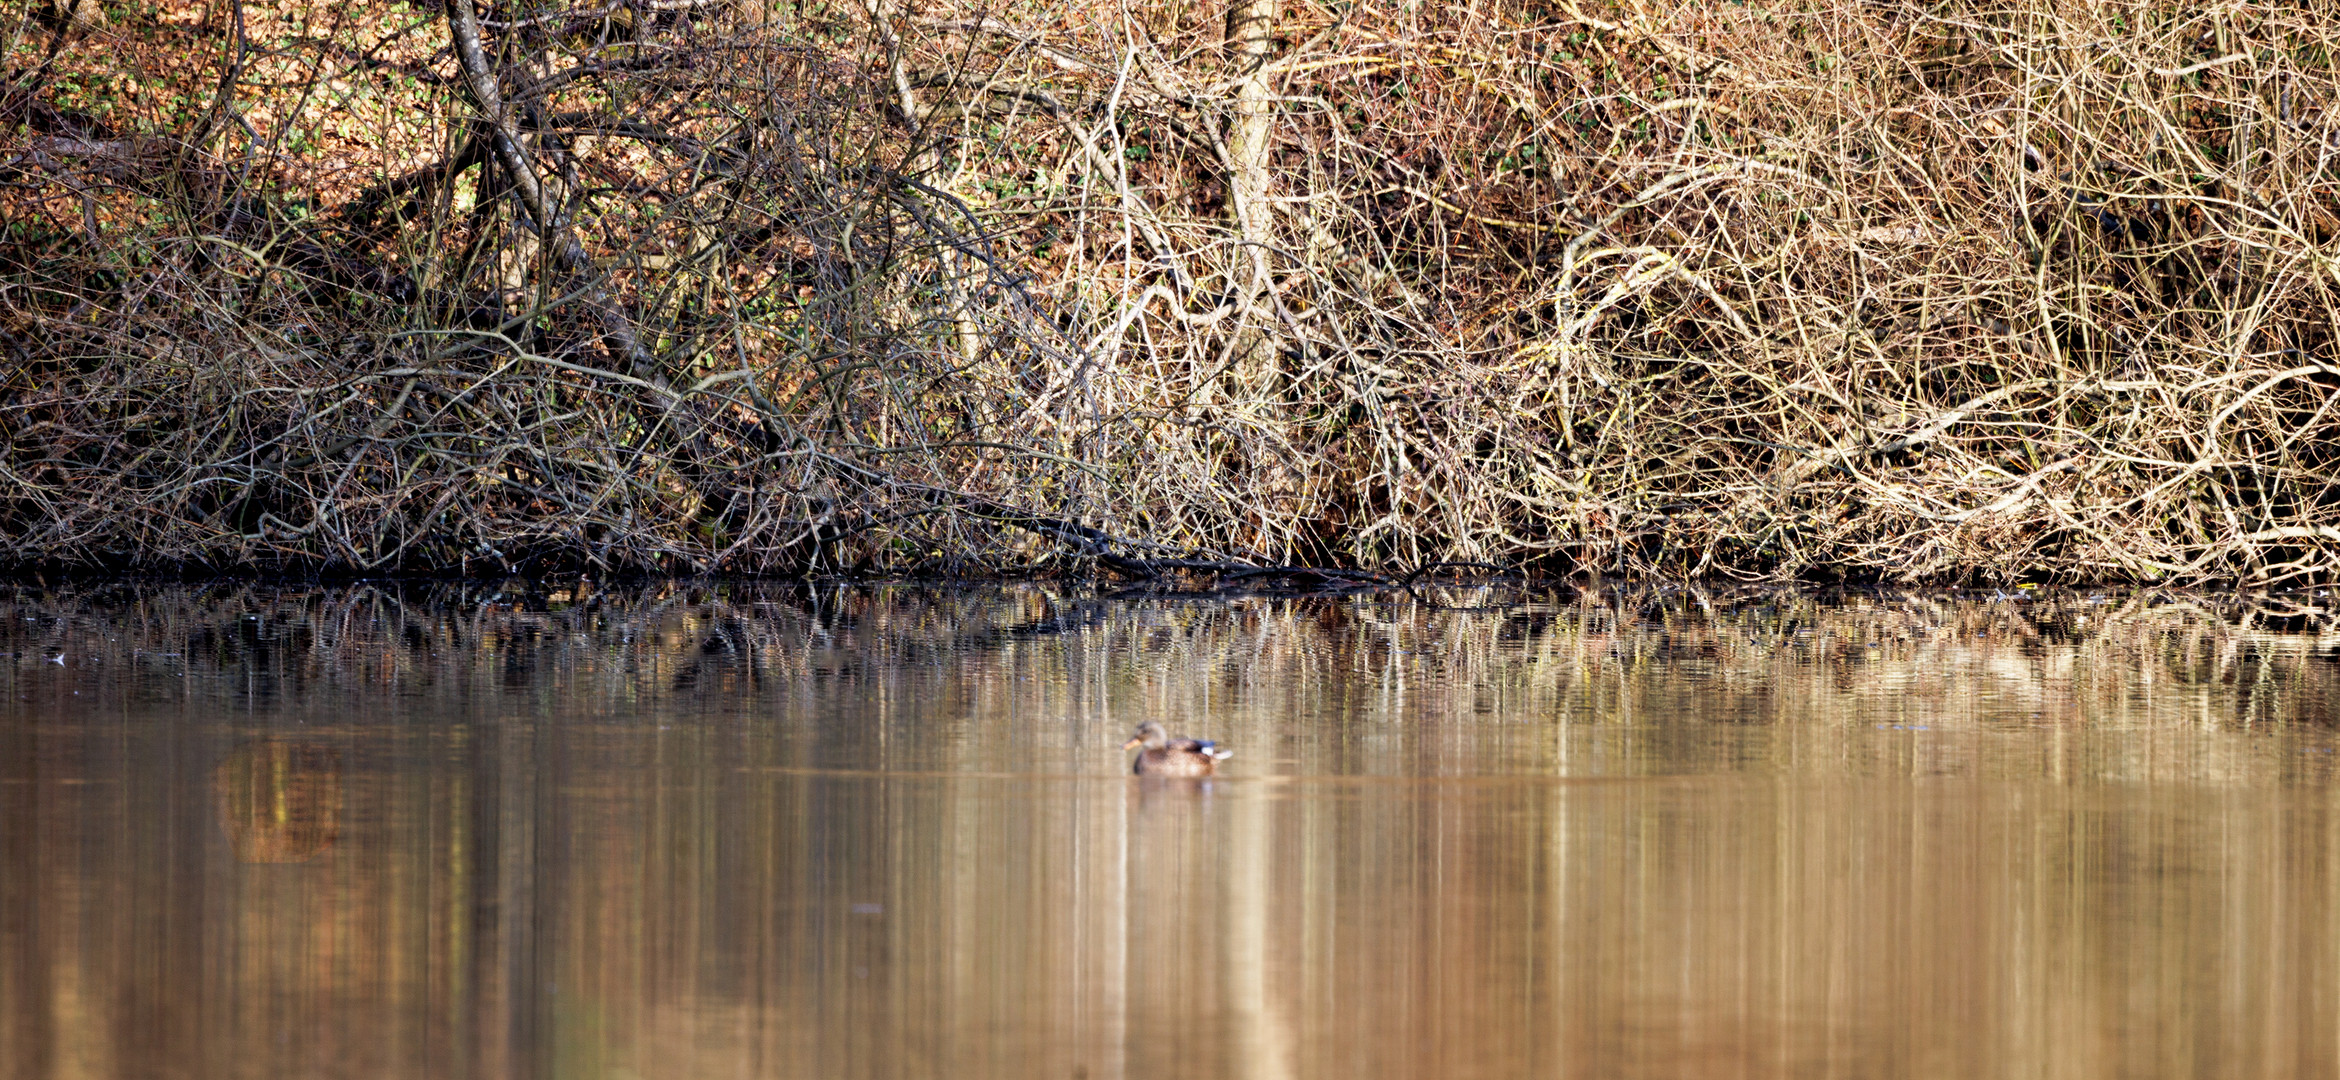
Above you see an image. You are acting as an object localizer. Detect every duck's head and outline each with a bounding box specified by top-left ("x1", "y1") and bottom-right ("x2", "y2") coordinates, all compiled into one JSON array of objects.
[{"x1": 1122, "y1": 721, "x2": 1169, "y2": 751}]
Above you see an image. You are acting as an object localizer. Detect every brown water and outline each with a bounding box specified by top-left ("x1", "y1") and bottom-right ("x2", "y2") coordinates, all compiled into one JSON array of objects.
[{"x1": 3, "y1": 583, "x2": 2338, "y2": 1080}]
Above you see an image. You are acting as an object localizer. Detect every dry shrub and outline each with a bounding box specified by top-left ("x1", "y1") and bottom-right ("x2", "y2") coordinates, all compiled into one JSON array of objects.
[{"x1": 2, "y1": 0, "x2": 2338, "y2": 581}]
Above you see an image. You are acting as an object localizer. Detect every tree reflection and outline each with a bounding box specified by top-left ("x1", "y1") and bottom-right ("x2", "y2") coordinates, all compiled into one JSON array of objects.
[{"x1": 214, "y1": 741, "x2": 342, "y2": 864}]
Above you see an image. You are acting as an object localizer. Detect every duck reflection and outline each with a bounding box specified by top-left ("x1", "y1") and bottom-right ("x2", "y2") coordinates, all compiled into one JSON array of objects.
[
  {"x1": 213, "y1": 740, "x2": 342, "y2": 863},
  {"x1": 1121, "y1": 761, "x2": 1295, "y2": 1080}
]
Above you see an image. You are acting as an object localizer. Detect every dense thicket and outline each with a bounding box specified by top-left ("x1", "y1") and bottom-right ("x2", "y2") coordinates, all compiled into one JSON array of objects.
[{"x1": 4, "y1": 0, "x2": 2339, "y2": 582}]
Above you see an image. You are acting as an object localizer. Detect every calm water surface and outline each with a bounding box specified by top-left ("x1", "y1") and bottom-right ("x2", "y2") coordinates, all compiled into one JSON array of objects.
[{"x1": 4, "y1": 583, "x2": 2339, "y2": 1079}]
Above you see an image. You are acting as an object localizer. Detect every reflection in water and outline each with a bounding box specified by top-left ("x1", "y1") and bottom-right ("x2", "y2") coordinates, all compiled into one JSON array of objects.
[
  {"x1": 214, "y1": 741, "x2": 341, "y2": 863},
  {"x1": 1, "y1": 583, "x2": 2338, "y2": 1079}
]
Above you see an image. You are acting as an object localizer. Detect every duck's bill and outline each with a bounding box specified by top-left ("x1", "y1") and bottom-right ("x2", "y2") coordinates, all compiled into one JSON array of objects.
[{"x1": 1122, "y1": 737, "x2": 1144, "y2": 750}]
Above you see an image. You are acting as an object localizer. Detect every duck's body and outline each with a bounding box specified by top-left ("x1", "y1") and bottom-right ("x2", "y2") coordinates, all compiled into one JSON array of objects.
[{"x1": 1123, "y1": 721, "x2": 1232, "y2": 777}]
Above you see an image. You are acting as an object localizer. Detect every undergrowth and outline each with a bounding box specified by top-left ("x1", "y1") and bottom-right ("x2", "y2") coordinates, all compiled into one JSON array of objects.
[{"x1": 3, "y1": 0, "x2": 2338, "y2": 582}]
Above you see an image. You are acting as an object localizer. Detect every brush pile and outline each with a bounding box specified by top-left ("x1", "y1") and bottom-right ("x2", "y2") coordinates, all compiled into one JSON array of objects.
[{"x1": 4, "y1": 0, "x2": 2337, "y2": 581}]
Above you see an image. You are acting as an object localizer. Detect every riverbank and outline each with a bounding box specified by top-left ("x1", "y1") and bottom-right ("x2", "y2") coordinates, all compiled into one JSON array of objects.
[{"x1": 5, "y1": 0, "x2": 2335, "y2": 582}]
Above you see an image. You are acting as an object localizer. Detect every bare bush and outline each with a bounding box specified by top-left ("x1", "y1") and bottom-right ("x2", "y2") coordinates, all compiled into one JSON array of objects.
[{"x1": 2, "y1": 0, "x2": 2338, "y2": 581}]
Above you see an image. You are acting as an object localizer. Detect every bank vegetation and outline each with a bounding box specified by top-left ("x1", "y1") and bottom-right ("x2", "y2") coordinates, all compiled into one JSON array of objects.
[{"x1": 4, "y1": 0, "x2": 2339, "y2": 582}]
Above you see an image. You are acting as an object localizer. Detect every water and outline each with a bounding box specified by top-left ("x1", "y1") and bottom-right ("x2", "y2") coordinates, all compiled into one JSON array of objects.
[{"x1": 4, "y1": 582, "x2": 2338, "y2": 1079}]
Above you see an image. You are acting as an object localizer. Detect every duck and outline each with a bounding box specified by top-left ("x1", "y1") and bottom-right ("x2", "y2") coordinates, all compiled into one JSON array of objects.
[{"x1": 1122, "y1": 721, "x2": 1232, "y2": 777}]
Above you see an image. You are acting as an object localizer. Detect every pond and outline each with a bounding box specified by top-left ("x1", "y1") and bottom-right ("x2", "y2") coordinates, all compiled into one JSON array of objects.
[{"x1": 4, "y1": 582, "x2": 2338, "y2": 1079}]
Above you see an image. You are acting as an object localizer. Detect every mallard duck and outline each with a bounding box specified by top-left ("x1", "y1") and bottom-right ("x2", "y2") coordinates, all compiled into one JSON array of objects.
[{"x1": 1123, "y1": 721, "x2": 1232, "y2": 777}]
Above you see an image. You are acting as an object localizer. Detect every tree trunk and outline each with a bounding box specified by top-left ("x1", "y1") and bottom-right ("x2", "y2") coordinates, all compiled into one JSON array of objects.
[
  {"x1": 444, "y1": 0, "x2": 656, "y2": 380},
  {"x1": 1223, "y1": 0, "x2": 1279, "y2": 390}
]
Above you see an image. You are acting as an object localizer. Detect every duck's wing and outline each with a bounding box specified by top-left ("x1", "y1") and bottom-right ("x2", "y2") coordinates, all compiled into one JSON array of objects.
[{"x1": 1176, "y1": 738, "x2": 1233, "y2": 761}]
